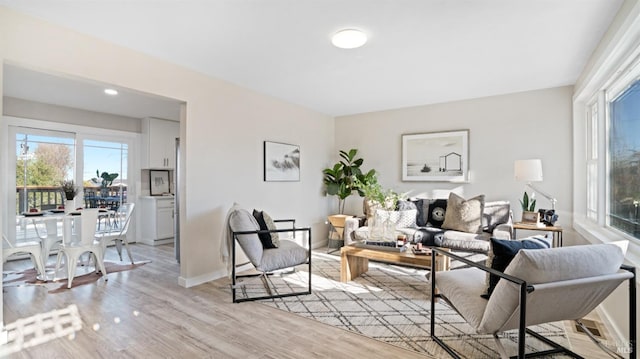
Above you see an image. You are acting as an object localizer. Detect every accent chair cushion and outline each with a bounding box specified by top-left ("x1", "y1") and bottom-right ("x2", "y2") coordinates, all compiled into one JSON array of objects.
[
  {"x1": 229, "y1": 208, "x2": 263, "y2": 267},
  {"x1": 257, "y1": 239, "x2": 309, "y2": 272},
  {"x1": 442, "y1": 193, "x2": 485, "y2": 233},
  {"x1": 478, "y1": 243, "x2": 625, "y2": 334}
]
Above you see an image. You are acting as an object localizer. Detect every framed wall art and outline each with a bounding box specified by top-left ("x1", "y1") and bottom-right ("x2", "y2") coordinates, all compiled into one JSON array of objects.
[
  {"x1": 402, "y1": 130, "x2": 469, "y2": 182},
  {"x1": 150, "y1": 169, "x2": 170, "y2": 195},
  {"x1": 263, "y1": 141, "x2": 300, "y2": 182}
]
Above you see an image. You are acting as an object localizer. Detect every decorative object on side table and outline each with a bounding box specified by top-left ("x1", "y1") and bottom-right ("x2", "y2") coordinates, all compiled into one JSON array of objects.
[
  {"x1": 401, "y1": 130, "x2": 469, "y2": 182},
  {"x1": 514, "y1": 159, "x2": 557, "y2": 209}
]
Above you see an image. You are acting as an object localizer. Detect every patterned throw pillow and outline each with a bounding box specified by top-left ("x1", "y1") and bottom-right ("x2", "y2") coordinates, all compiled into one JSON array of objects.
[
  {"x1": 427, "y1": 199, "x2": 447, "y2": 228},
  {"x1": 441, "y1": 193, "x2": 485, "y2": 233},
  {"x1": 375, "y1": 209, "x2": 417, "y2": 228},
  {"x1": 261, "y1": 211, "x2": 280, "y2": 247}
]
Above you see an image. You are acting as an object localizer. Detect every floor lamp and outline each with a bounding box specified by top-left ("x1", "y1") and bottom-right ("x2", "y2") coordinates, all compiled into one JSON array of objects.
[{"x1": 514, "y1": 159, "x2": 557, "y2": 210}]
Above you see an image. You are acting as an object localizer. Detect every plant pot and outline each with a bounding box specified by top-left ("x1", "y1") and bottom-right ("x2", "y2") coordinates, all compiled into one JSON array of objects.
[
  {"x1": 65, "y1": 199, "x2": 75, "y2": 214},
  {"x1": 328, "y1": 214, "x2": 352, "y2": 240}
]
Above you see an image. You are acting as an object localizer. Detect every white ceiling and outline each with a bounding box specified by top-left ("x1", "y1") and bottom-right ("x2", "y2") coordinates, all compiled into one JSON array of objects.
[{"x1": 0, "y1": 0, "x2": 625, "y2": 117}]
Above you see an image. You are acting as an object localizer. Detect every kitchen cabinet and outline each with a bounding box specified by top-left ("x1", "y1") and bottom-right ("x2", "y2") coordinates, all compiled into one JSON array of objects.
[
  {"x1": 141, "y1": 117, "x2": 179, "y2": 169},
  {"x1": 139, "y1": 196, "x2": 175, "y2": 245}
]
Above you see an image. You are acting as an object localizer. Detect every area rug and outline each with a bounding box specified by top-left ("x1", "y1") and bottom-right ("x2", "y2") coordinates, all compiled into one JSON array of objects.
[
  {"x1": 3, "y1": 260, "x2": 150, "y2": 293},
  {"x1": 233, "y1": 251, "x2": 569, "y2": 358}
]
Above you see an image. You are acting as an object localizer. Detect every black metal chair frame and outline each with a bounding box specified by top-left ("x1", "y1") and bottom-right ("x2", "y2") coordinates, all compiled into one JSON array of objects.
[
  {"x1": 232, "y1": 219, "x2": 312, "y2": 303},
  {"x1": 429, "y1": 247, "x2": 637, "y2": 359}
]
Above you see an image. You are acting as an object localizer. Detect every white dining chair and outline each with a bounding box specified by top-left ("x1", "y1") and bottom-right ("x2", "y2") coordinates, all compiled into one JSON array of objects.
[
  {"x1": 33, "y1": 217, "x2": 62, "y2": 266},
  {"x1": 97, "y1": 203, "x2": 135, "y2": 264},
  {"x1": 2, "y1": 234, "x2": 46, "y2": 280},
  {"x1": 54, "y1": 208, "x2": 107, "y2": 288}
]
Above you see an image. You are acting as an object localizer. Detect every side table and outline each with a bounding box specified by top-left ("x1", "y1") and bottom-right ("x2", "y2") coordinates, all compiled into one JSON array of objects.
[{"x1": 513, "y1": 222, "x2": 563, "y2": 247}]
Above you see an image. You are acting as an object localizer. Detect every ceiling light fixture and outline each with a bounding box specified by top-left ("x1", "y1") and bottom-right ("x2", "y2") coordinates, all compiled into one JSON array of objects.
[
  {"x1": 104, "y1": 88, "x2": 118, "y2": 96},
  {"x1": 331, "y1": 29, "x2": 367, "y2": 49}
]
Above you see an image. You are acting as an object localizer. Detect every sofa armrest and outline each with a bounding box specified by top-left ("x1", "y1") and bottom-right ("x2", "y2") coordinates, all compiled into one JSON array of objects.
[
  {"x1": 493, "y1": 223, "x2": 513, "y2": 240},
  {"x1": 344, "y1": 217, "x2": 362, "y2": 245}
]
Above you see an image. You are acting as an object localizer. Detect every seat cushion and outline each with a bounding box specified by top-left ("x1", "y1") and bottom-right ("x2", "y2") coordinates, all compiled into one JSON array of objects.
[
  {"x1": 436, "y1": 267, "x2": 488, "y2": 330},
  {"x1": 257, "y1": 239, "x2": 309, "y2": 272}
]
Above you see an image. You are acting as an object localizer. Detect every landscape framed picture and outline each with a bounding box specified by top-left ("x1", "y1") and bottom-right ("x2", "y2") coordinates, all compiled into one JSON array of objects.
[
  {"x1": 402, "y1": 130, "x2": 469, "y2": 182},
  {"x1": 263, "y1": 141, "x2": 300, "y2": 182}
]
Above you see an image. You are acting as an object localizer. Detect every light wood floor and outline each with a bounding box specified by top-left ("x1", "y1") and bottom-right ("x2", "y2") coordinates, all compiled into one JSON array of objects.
[{"x1": 2, "y1": 244, "x2": 613, "y2": 358}]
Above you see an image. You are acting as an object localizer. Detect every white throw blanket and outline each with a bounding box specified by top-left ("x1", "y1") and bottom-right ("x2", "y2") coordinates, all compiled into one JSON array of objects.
[{"x1": 220, "y1": 202, "x2": 243, "y2": 278}]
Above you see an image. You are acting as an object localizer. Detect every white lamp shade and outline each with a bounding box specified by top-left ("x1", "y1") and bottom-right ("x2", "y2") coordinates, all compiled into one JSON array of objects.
[{"x1": 514, "y1": 159, "x2": 543, "y2": 182}]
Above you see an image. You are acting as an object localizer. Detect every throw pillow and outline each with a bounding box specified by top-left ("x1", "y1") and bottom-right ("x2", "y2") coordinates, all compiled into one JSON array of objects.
[
  {"x1": 410, "y1": 199, "x2": 426, "y2": 227},
  {"x1": 375, "y1": 209, "x2": 418, "y2": 228},
  {"x1": 252, "y1": 210, "x2": 277, "y2": 249},
  {"x1": 261, "y1": 211, "x2": 280, "y2": 247},
  {"x1": 427, "y1": 199, "x2": 448, "y2": 228},
  {"x1": 481, "y1": 236, "x2": 550, "y2": 299},
  {"x1": 441, "y1": 193, "x2": 485, "y2": 233}
]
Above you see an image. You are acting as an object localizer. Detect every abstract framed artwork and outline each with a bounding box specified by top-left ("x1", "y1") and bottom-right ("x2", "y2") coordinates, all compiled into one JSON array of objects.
[
  {"x1": 150, "y1": 169, "x2": 170, "y2": 195},
  {"x1": 263, "y1": 141, "x2": 300, "y2": 182},
  {"x1": 401, "y1": 130, "x2": 469, "y2": 182}
]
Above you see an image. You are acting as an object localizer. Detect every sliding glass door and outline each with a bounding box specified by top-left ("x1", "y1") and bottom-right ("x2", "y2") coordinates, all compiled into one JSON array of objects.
[{"x1": 8, "y1": 124, "x2": 134, "y2": 244}]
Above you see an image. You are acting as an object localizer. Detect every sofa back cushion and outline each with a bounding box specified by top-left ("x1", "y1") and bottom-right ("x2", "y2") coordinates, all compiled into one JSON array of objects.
[
  {"x1": 442, "y1": 193, "x2": 485, "y2": 233},
  {"x1": 482, "y1": 201, "x2": 511, "y2": 232}
]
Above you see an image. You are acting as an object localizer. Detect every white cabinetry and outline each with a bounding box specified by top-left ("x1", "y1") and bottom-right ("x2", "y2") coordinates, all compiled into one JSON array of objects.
[
  {"x1": 139, "y1": 196, "x2": 175, "y2": 245},
  {"x1": 141, "y1": 118, "x2": 179, "y2": 169}
]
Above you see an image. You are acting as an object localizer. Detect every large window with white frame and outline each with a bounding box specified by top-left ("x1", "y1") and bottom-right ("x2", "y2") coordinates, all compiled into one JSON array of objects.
[{"x1": 607, "y1": 79, "x2": 640, "y2": 239}]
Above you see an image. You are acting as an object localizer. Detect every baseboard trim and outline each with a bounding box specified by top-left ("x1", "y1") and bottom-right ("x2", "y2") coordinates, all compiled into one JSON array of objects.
[{"x1": 179, "y1": 268, "x2": 227, "y2": 288}]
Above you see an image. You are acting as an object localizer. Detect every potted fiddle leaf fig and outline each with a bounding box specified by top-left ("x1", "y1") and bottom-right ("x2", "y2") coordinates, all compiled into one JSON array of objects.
[{"x1": 322, "y1": 149, "x2": 376, "y2": 214}]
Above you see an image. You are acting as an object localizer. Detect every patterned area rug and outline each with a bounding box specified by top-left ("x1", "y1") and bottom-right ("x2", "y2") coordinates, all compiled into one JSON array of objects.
[{"x1": 234, "y1": 251, "x2": 569, "y2": 358}]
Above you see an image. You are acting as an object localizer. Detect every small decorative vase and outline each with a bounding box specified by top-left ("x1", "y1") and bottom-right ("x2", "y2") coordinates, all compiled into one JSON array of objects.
[
  {"x1": 382, "y1": 217, "x2": 396, "y2": 242},
  {"x1": 65, "y1": 199, "x2": 75, "y2": 214}
]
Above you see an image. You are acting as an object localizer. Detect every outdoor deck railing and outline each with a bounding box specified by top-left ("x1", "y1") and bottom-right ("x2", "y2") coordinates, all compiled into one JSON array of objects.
[{"x1": 15, "y1": 186, "x2": 127, "y2": 214}]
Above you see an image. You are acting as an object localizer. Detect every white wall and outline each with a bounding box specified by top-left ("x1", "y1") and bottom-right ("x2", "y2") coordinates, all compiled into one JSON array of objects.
[
  {"x1": 0, "y1": 5, "x2": 334, "y2": 302},
  {"x1": 335, "y1": 86, "x2": 574, "y2": 234}
]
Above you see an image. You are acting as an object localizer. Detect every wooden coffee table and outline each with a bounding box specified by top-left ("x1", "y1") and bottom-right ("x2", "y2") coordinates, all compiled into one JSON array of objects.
[{"x1": 340, "y1": 244, "x2": 450, "y2": 282}]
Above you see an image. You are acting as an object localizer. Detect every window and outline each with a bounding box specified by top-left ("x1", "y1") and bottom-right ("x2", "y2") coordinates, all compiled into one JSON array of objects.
[
  {"x1": 608, "y1": 80, "x2": 640, "y2": 239},
  {"x1": 586, "y1": 102, "x2": 598, "y2": 221}
]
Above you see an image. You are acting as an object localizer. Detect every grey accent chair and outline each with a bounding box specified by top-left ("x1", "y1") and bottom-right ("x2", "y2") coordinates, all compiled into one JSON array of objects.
[
  {"x1": 429, "y1": 243, "x2": 636, "y2": 358},
  {"x1": 228, "y1": 207, "x2": 311, "y2": 303}
]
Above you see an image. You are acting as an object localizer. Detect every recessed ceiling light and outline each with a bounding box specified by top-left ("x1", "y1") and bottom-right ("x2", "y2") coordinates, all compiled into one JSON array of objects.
[
  {"x1": 104, "y1": 88, "x2": 118, "y2": 96},
  {"x1": 331, "y1": 29, "x2": 367, "y2": 49}
]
